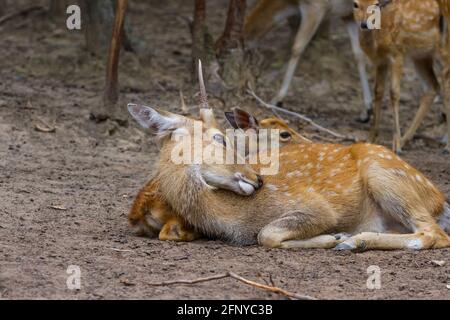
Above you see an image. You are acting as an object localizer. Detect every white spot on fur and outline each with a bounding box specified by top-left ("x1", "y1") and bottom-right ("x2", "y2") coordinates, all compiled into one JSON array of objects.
[
  {"x1": 266, "y1": 183, "x2": 278, "y2": 191},
  {"x1": 415, "y1": 174, "x2": 423, "y2": 182}
]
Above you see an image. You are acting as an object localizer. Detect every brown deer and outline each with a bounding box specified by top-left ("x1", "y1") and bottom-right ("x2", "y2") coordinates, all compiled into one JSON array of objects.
[
  {"x1": 127, "y1": 63, "x2": 450, "y2": 251},
  {"x1": 353, "y1": 0, "x2": 446, "y2": 154},
  {"x1": 244, "y1": 0, "x2": 373, "y2": 122},
  {"x1": 438, "y1": 0, "x2": 450, "y2": 153}
]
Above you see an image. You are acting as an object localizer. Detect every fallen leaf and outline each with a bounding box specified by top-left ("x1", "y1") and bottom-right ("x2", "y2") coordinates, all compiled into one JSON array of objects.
[
  {"x1": 35, "y1": 123, "x2": 55, "y2": 133},
  {"x1": 431, "y1": 260, "x2": 446, "y2": 267},
  {"x1": 49, "y1": 205, "x2": 67, "y2": 211}
]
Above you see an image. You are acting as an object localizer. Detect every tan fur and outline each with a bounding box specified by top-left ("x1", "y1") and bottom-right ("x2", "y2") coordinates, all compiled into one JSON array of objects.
[
  {"x1": 354, "y1": 0, "x2": 442, "y2": 153},
  {"x1": 259, "y1": 118, "x2": 312, "y2": 144}
]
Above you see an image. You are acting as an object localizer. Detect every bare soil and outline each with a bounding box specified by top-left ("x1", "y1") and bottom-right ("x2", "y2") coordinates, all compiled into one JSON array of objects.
[{"x1": 1, "y1": 0, "x2": 449, "y2": 299}]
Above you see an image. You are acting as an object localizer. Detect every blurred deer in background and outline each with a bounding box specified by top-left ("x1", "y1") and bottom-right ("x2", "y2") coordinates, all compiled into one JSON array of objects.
[
  {"x1": 128, "y1": 62, "x2": 450, "y2": 251},
  {"x1": 438, "y1": 0, "x2": 450, "y2": 153},
  {"x1": 244, "y1": 0, "x2": 373, "y2": 122},
  {"x1": 353, "y1": 0, "x2": 446, "y2": 154}
]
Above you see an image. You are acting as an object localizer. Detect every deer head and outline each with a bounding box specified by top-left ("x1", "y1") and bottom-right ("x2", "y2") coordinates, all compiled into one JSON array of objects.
[
  {"x1": 128, "y1": 61, "x2": 262, "y2": 197},
  {"x1": 353, "y1": 0, "x2": 386, "y2": 30},
  {"x1": 225, "y1": 108, "x2": 311, "y2": 148}
]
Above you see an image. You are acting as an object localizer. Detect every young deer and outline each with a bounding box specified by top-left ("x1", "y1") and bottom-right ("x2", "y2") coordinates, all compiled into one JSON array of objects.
[
  {"x1": 129, "y1": 109, "x2": 310, "y2": 241},
  {"x1": 244, "y1": 0, "x2": 373, "y2": 122},
  {"x1": 128, "y1": 64, "x2": 450, "y2": 251},
  {"x1": 353, "y1": 0, "x2": 443, "y2": 154},
  {"x1": 438, "y1": 0, "x2": 450, "y2": 153}
]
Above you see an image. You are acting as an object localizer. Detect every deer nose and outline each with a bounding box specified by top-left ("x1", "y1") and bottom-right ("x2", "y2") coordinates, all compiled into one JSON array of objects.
[
  {"x1": 256, "y1": 175, "x2": 263, "y2": 188},
  {"x1": 360, "y1": 21, "x2": 369, "y2": 29}
]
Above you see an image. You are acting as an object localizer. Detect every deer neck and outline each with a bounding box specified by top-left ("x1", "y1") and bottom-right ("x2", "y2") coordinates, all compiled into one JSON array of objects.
[
  {"x1": 358, "y1": 29, "x2": 378, "y2": 60},
  {"x1": 156, "y1": 159, "x2": 284, "y2": 245}
]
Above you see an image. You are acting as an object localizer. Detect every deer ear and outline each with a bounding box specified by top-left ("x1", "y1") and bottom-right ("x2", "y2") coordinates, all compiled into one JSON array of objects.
[
  {"x1": 224, "y1": 111, "x2": 239, "y2": 129},
  {"x1": 127, "y1": 103, "x2": 184, "y2": 136},
  {"x1": 231, "y1": 108, "x2": 259, "y2": 131}
]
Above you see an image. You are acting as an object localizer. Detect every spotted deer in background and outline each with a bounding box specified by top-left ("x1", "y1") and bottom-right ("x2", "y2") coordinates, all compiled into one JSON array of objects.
[
  {"x1": 353, "y1": 0, "x2": 449, "y2": 154},
  {"x1": 128, "y1": 63, "x2": 450, "y2": 251},
  {"x1": 438, "y1": 0, "x2": 450, "y2": 153},
  {"x1": 244, "y1": 0, "x2": 373, "y2": 122}
]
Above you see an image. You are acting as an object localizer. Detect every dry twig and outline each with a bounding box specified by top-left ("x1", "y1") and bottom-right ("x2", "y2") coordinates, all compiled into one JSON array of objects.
[
  {"x1": 247, "y1": 87, "x2": 355, "y2": 142},
  {"x1": 48, "y1": 205, "x2": 67, "y2": 211},
  {"x1": 35, "y1": 116, "x2": 56, "y2": 133},
  {"x1": 146, "y1": 271, "x2": 316, "y2": 300},
  {"x1": 109, "y1": 248, "x2": 134, "y2": 253},
  {"x1": 0, "y1": 5, "x2": 44, "y2": 26}
]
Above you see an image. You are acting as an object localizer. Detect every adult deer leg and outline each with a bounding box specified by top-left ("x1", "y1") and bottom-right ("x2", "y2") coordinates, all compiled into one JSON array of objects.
[
  {"x1": 369, "y1": 63, "x2": 388, "y2": 143},
  {"x1": 401, "y1": 56, "x2": 439, "y2": 149},
  {"x1": 346, "y1": 20, "x2": 373, "y2": 123},
  {"x1": 271, "y1": 2, "x2": 327, "y2": 105},
  {"x1": 389, "y1": 56, "x2": 404, "y2": 154},
  {"x1": 257, "y1": 192, "x2": 342, "y2": 249}
]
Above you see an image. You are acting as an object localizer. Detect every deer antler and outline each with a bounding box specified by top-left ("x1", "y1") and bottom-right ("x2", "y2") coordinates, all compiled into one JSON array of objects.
[
  {"x1": 198, "y1": 60, "x2": 209, "y2": 110},
  {"x1": 197, "y1": 60, "x2": 217, "y2": 127}
]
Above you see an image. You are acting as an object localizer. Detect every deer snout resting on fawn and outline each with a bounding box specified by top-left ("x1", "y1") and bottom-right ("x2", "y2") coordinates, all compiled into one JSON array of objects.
[
  {"x1": 128, "y1": 109, "x2": 309, "y2": 241},
  {"x1": 353, "y1": 0, "x2": 449, "y2": 154}
]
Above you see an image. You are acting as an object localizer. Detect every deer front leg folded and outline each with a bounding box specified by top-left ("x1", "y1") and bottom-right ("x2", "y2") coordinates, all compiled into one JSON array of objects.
[{"x1": 257, "y1": 192, "x2": 341, "y2": 249}]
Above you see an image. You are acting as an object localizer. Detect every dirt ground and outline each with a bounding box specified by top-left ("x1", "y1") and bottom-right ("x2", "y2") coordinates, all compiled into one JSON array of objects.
[{"x1": 1, "y1": 0, "x2": 449, "y2": 300}]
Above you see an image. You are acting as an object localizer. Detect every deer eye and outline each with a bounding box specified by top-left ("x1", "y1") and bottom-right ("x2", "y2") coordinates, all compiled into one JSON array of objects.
[
  {"x1": 280, "y1": 131, "x2": 292, "y2": 140},
  {"x1": 353, "y1": 1, "x2": 359, "y2": 8},
  {"x1": 213, "y1": 134, "x2": 227, "y2": 147}
]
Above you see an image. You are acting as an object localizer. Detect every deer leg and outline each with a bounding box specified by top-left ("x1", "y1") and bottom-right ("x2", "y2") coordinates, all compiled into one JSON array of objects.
[
  {"x1": 369, "y1": 63, "x2": 388, "y2": 143},
  {"x1": 271, "y1": 2, "x2": 327, "y2": 104},
  {"x1": 159, "y1": 218, "x2": 201, "y2": 242},
  {"x1": 389, "y1": 56, "x2": 404, "y2": 154},
  {"x1": 338, "y1": 162, "x2": 450, "y2": 251},
  {"x1": 258, "y1": 193, "x2": 340, "y2": 249},
  {"x1": 442, "y1": 64, "x2": 450, "y2": 154},
  {"x1": 401, "y1": 56, "x2": 439, "y2": 148},
  {"x1": 346, "y1": 20, "x2": 372, "y2": 123},
  {"x1": 335, "y1": 228, "x2": 450, "y2": 251}
]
